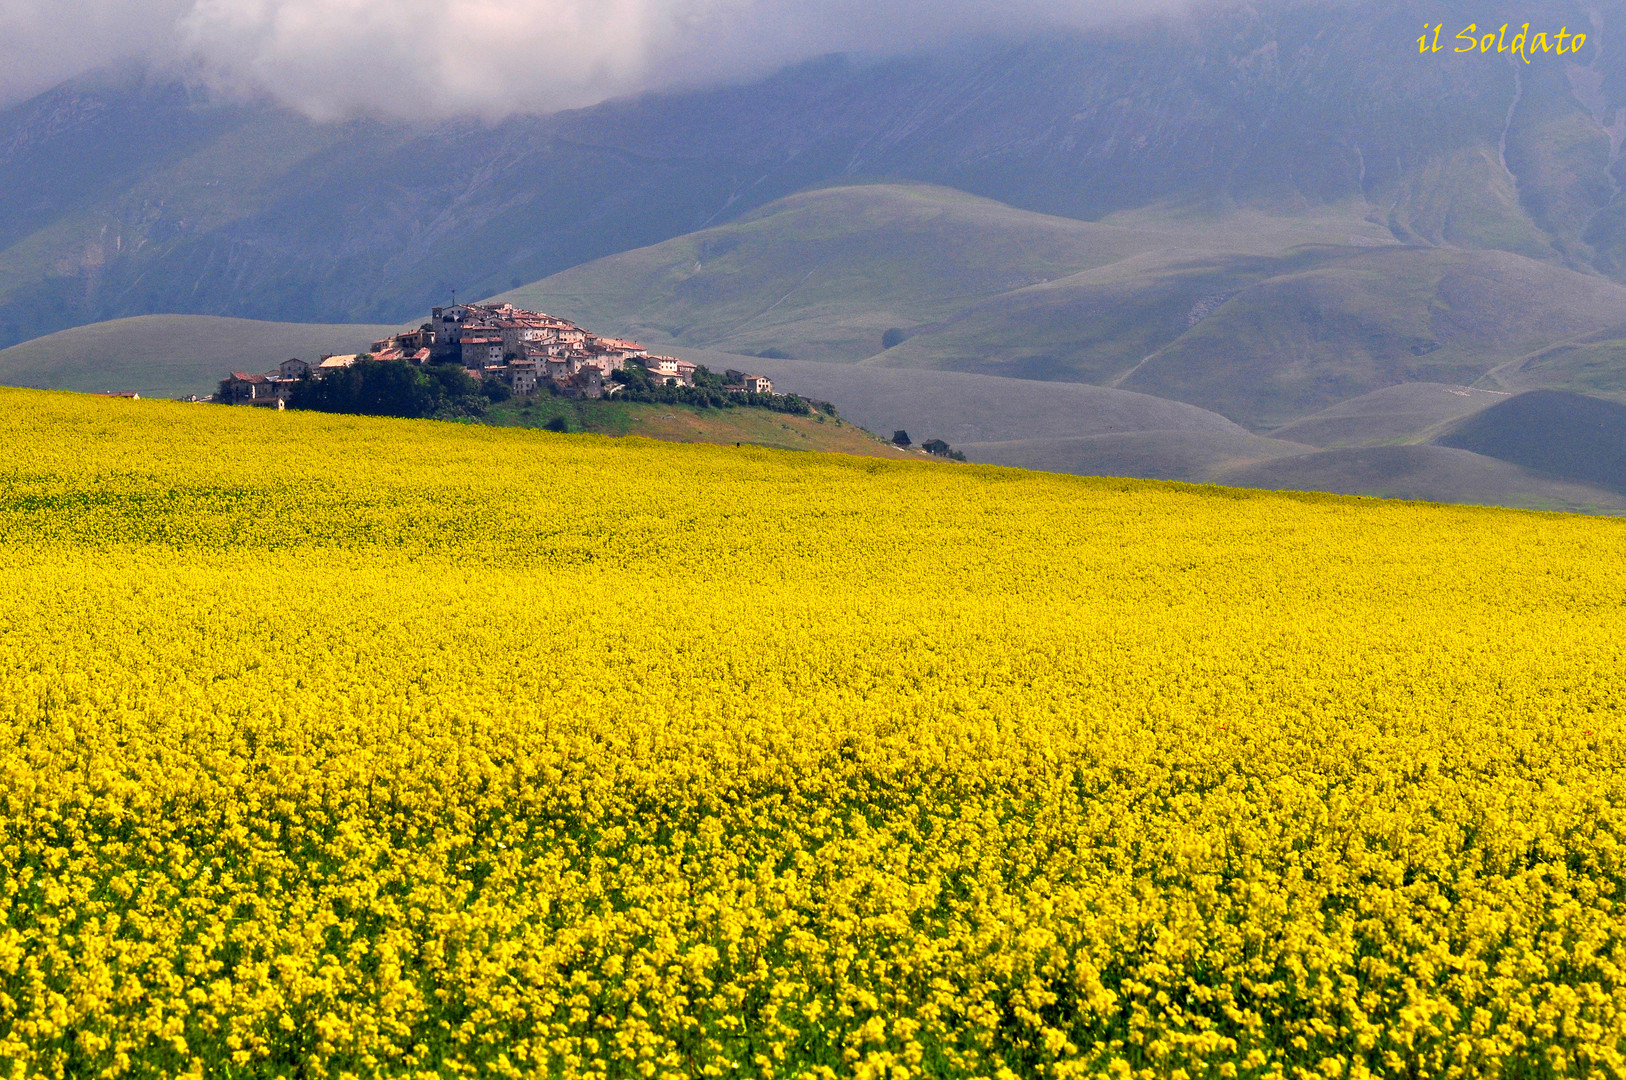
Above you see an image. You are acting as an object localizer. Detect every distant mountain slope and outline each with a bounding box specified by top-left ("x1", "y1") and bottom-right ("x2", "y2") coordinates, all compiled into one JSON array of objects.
[
  {"x1": 498, "y1": 184, "x2": 1402, "y2": 364},
  {"x1": 1215, "y1": 445, "x2": 1626, "y2": 516},
  {"x1": 0, "y1": 315, "x2": 402, "y2": 397},
  {"x1": 1435, "y1": 389, "x2": 1626, "y2": 493},
  {"x1": 0, "y1": 0, "x2": 1621, "y2": 346},
  {"x1": 958, "y1": 431, "x2": 1311, "y2": 485},
  {"x1": 1480, "y1": 332, "x2": 1626, "y2": 400},
  {"x1": 505, "y1": 183, "x2": 1626, "y2": 429},
  {"x1": 878, "y1": 244, "x2": 1626, "y2": 420},
  {"x1": 662, "y1": 348, "x2": 1251, "y2": 446},
  {"x1": 1270, "y1": 383, "x2": 1510, "y2": 447},
  {"x1": 1116, "y1": 248, "x2": 1626, "y2": 427}
]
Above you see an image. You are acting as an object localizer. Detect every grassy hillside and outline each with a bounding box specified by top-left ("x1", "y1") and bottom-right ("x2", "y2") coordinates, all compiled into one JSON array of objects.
[
  {"x1": 8, "y1": 388, "x2": 1626, "y2": 1077},
  {"x1": 1216, "y1": 444, "x2": 1626, "y2": 516},
  {"x1": 661, "y1": 348, "x2": 1249, "y2": 446},
  {"x1": 1435, "y1": 389, "x2": 1626, "y2": 494},
  {"x1": 1119, "y1": 249, "x2": 1626, "y2": 427},
  {"x1": 498, "y1": 183, "x2": 1184, "y2": 362},
  {"x1": 1270, "y1": 383, "x2": 1511, "y2": 448},
  {"x1": 1481, "y1": 333, "x2": 1626, "y2": 400},
  {"x1": 481, "y1": 395, "x2": 913, "y2": 459},
  {"x1": 497, "y1": 184, "x2": 1401, "y2": 367},
  {"x1": 502, "y1": 184, "x2": 1626, "y2": 430},
  {"x1": 957, "y1": 431, "x2": 1310, "y2": 485},
  {"x1": 0, "y1": 314, "x2": 402, "y2": 398}
]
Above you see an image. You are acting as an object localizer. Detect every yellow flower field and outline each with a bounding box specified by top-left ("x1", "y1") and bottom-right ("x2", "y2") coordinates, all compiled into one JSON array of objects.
[{"x1": 2, "y1": 387, "x2": 1625, "y2": 1079}]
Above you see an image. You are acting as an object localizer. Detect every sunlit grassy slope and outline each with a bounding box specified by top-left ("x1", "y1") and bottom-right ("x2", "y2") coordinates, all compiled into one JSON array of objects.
[
  {"x1": 499, "y1": 184, "x2": 1626, "y2": 428},
  {"x1": 481, "y1": 395, "x2": 913, "y2": 458},
  {"x1": 495, "y1": 183, "x2": 1404, "y2": 369},
  {"x1": 5, "y1": 389, "x2": 1626, "y2": 1077}
]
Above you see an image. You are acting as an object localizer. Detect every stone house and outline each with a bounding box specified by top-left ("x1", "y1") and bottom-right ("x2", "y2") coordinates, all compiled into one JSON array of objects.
[
  {"x1": 460, "y1": 334, "x2": 504, "y2": 369},
  {"x1": 507, "y1": 358, "x2": 542, "y2": 395},
  {"x1": 315, "y1": 354, "x2": 359, "y2": 376},
  {"x1": 222, "y1": 373, "x2": 289, "y2": 406},
  {"x1": 645, "y1": 356, "x2": 697, "y2": 387}
]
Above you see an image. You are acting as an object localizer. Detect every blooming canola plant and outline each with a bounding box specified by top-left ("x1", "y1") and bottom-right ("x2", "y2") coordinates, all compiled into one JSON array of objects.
[{"x1": 2, "y1": 389, "x2": 1625, "y2": 1078}]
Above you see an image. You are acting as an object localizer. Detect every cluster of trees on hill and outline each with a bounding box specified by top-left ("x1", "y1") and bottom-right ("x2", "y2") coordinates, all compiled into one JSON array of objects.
[
  {"x1": 244, "y1": 356, "x2": 839, "y2": 424},
  {"x1": 612, "y1": 362, "x2": 836, "y2": 418},
  {"x1": 272, "y1": 358, "x2": 511, "y2": 419}
]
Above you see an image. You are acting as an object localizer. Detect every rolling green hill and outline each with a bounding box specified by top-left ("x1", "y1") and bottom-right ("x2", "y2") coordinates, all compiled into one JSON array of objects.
[
  {"x1": 1214, "y1": 445, "x2": 1626, "y2": 517},
  {"x1": 498, "y1": 184, "x2": 1189, "y2": 362},
  {"x1": 1480, "y1": 332, "x2": 1626, "y2": 400},
  {"x1": 480, "y1": 395, "x2": 915, "y2": 459},
  {"x1": 1116, "y1": 249, "x2": 1626, "y2": 428},
  {"x1": 957, "y1": 431, "x2": 1312, "y2": 486},
  {"x1": 628, "y1": 347, "x2": 1253, "y2": 447},
  {"x1": 497, "y1": 184, "x2": 1402, "y2": 368},
  {"x1": 501, "y1": 183, "x2": 1626, "y2": 430},
  {"x1": 1435, "y1": 389, "x2": 1626, "y2": 494},
  {"x1": 0, "y1": 315, "x2": 402, "y2": 398},
  {"x1": 1269, "y1": 383, "x2": 1512, "y2": 448}
]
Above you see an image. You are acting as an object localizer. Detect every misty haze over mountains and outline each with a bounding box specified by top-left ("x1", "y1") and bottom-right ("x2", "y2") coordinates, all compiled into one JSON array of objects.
[
  {"x1": 2, "y1": 0, "x2": 1626, "y2": 512},
  {"x1": 0, "y1": 0, "x2": 1195, "y2": 120},
  {"x1": 3, "y1": 0, "x2": 1622, "y2": 338}
]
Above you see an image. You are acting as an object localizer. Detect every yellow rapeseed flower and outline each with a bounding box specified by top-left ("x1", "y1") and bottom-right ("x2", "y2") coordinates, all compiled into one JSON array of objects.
[{"x1": 0, "y1": 388, "x2": 1624, "y2": 1077}]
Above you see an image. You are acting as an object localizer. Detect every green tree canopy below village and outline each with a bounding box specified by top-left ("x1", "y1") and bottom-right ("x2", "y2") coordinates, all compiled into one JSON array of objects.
[
  {"x1": 614, "y1": 361, "x2": 827, "y2": 416},
  {"x1": 275, "y1": 359, "x2": 507, "y2": 420}
]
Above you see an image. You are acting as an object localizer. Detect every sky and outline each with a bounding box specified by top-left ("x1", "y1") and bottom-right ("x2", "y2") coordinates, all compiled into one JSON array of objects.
[{"x1": 0, "y1": 0, "x2": 1189, "y2": 120}]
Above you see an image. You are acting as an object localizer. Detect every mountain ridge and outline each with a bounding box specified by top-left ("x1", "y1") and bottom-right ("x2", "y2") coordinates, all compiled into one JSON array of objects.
[
  {"x1": 499, "y1": 182, "x2": 1626, "y2": 429},
  {"x1": 0, "y1": 0, "x2": 1622, "y2": 347}
]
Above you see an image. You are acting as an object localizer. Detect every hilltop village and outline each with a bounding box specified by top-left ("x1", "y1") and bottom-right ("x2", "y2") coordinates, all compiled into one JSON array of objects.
[{"x1": 219, "y1": 303, "x2": 774, "y2": 406}]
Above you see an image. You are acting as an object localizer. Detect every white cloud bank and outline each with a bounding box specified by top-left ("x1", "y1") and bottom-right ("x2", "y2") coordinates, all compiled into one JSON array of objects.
[{"x1": 0, "y1": 0, "x2": 1190, "y2": 119}]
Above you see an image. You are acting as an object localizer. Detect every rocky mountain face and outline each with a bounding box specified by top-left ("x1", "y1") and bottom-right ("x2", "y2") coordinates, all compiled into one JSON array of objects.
[{"x1": 0, "y1": 0, "x2": 1621, "y2": 348}]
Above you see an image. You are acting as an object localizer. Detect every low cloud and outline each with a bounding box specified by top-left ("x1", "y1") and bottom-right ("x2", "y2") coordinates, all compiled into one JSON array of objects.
[{"x1": 2, "y1": 0, "x2": 1190, "y2": 120}]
